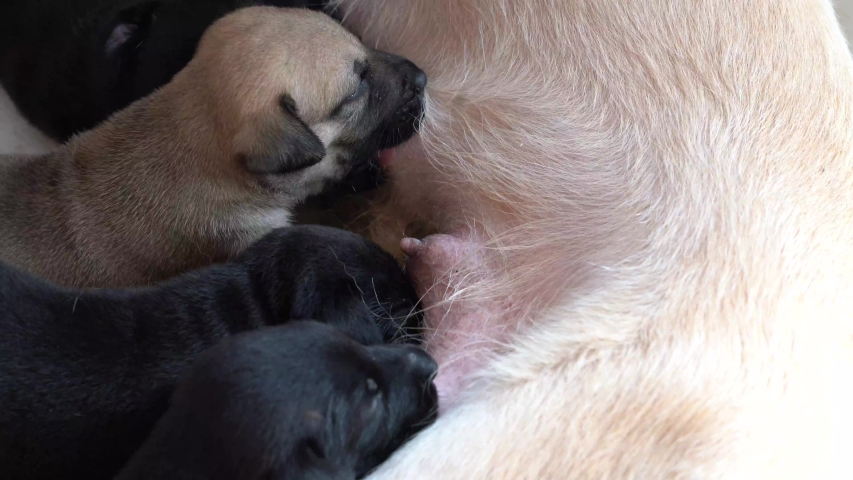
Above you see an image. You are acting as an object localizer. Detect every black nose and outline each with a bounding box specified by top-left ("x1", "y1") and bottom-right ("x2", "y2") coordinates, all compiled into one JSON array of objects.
[
  {"x1": 402, "y1": 346, "x2": 438, "y2": 381},
  {"x1": 412, "y1": 68, "x2": 427, "y2": 92},
  {"x1": 399, "y1": 60, "x2": 427, "y2": 96}
]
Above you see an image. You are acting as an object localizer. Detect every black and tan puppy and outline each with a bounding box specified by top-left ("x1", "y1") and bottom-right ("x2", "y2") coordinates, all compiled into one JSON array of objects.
[
  {"x1": 0, "y1": 0, "x2": 331, "y2": 141},
  {"x1": 117, "y1": 322, "x2": 438, "y2": 480},
  {"x1": 0, "y1": 225, "x2": 422, "y2": 480},
  {"x1": 0, "y1": 7, "x2": 426, "y2": 288}
]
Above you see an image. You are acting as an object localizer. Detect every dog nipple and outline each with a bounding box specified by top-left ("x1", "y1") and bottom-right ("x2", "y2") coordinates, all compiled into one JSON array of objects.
[{"x1": 400, "y1": 237, "x2": 424, "y2": 257}]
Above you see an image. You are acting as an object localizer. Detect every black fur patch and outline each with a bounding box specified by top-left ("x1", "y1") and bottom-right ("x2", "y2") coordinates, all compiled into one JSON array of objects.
[
  {"x1": 0, "y1": 225, "x2": 423, "y2": 480},
  {"x1": 0, "y1": 0, "x2": 331, "y2": 140}
]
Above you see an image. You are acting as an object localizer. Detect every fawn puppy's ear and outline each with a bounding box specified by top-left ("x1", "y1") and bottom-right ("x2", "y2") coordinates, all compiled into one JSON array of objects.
[{"x1": 237, "y1": 94, "x2": 327, "y2": 175}]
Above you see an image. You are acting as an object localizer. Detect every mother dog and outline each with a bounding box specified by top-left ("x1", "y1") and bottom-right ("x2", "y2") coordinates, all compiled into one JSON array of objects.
[{"x1": 331, "y1": 0, "x2": 853, "y2": 478}]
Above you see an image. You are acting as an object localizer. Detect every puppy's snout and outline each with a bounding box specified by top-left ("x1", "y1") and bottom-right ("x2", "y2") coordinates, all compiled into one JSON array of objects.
[
  {"x1": 413, "y1": 70, "x2": 427, "y2": 90},
  {"x1": 370, "y1": 344, "x2": 438, "y2": 384},
  {"x1": 402, "y1": 346, "x2": 438, "y2": 382},
  {"x1": 408, "y1": 66, "x2": 428, "y2": 94},
  {"x1": 361, "y1": 50, "x2": 427, "y2": 153},
  {"x1": 397, "y1": 59, "x2": 427, "y2": 100}
]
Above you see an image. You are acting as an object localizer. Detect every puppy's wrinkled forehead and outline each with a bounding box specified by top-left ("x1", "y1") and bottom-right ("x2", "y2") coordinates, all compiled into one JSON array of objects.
[{"x1": 194, "y1": 7, "x2": 367, "y2": 122}]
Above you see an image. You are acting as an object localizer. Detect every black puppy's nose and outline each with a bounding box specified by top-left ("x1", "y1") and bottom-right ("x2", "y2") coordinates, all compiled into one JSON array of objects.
[
  {"x1": 403, "y1": 346, "x2": 438, "y2": 381},
  {"x1": 412, "y1": 69, "x2": 427, "y2": 92}
]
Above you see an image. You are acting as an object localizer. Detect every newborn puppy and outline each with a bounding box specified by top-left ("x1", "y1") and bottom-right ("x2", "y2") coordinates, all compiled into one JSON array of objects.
[
  {"x1": 0, "y1": 226, "x2": 421, "y2": 480},
  {"x1": 0, "y1": 7, "x2": 426, "y2": 288},
  {"x1": 0, "y1": 0, "x2": 331, "y2": 141},
  {"x1": 117, "y1": 322, "x2": 439, "y2": 480}
]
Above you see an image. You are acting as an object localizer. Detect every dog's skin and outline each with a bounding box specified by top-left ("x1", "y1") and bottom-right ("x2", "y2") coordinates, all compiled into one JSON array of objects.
[
  {"x1": 0, "y1": 225, "x2": 422, "y2": 480},
  {"x1": 323, "y1": 0, "x2": 853, "y2": 478},
  {"x1": 0, "y1": 0, "x2": 331, "y2": 141},
  {"x1": 116, "y1": 321, "x2": 438, "y2": 480},
  {"x1": 0, "y1": 7, "x2": 426, "y2": 288}
]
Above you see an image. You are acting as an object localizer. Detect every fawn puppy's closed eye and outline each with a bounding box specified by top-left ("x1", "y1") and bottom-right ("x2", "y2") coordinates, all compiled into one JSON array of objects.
[{"x1": 0, "y1": 7, "x2": 427, "y2": 288}]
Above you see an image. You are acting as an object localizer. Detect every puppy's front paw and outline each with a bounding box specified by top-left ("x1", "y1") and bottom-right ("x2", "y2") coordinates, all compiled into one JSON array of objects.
[{"x1": 245, "y1": 226, "x2": 422, "y2": 345}]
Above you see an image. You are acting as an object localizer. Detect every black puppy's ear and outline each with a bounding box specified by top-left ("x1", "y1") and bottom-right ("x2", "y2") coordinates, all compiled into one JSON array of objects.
[
  {"x1": 237, "y1": 94, "x2": 327, "y2": 176},
  {"x1": 103, "y1": 2, "x2": 160, "y2": 57},
  {"x1": 105, "y1": 23, "x2": 139, "y2": 56}
]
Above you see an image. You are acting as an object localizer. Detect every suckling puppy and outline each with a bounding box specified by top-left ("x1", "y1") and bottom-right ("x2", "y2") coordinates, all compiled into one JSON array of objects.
[
  {"x1": 0, "y1": 6, "x2": 426, "y2": 288},
  {"x1": 0, "y1": 0, "x2": 331, "y2": 141},
  {"x1": 117, "y1": 322, "x2": 438, "y2": 480},
  {"x1": 0, "y1": 225, "x2": 421, "y2": 480}
]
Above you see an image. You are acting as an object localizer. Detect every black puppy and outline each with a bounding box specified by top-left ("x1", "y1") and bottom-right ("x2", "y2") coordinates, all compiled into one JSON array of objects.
[
  {"x1": 0, "y1": 226, "x2": 420, "y2": 480},
  {"x1": 117, "y1": 322, "x2": 438, "y2": 480},
  {"x1": 0, "y1": 0, "x2": 330, "y2": 141}
]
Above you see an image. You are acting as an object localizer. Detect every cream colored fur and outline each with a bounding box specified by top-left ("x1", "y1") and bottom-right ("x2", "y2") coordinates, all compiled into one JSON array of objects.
[{"x1": 330, "y1": 0, "x2": 853, "y2": 478}]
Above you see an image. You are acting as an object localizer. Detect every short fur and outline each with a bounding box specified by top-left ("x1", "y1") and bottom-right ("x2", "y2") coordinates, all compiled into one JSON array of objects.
[
  {"x1": 116, "y1": 322, "x2": 438, "y2": 480},
  {"x1": 0, "y1": 7, "x2": 426, "y2": 288},
  {"x1": 0, "y1": 0, "x2": 330, "y2": 141},
  {"x1": 0, "y1": 225, "x2": 421, "y2": 480},
  {"x1": 328, "y1": 0, "x2": 853, "y2": 478}
]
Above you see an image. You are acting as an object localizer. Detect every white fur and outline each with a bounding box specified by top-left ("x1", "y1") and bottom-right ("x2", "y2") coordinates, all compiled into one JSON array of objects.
[
  {"x1": 0, "y1": 87, "x2": 56, "y2": 156},
  {"x1": 329, "y1": 0, "x2": 853, "y2": 478},
  {"x1": 312, "y1": 121, "x2": 344, "y2": 146},
  {"x1": 219, "y1": 206, "x2": 293, "y2": 255}
]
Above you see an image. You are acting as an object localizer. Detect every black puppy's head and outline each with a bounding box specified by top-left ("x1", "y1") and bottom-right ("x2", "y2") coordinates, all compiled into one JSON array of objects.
[
  {"x1": 243, "y1": 225, "x2": 422, "y2": 345},
  {"x1": 0, "y1": 1, "x2": 331, "y2": 140},
  {"x1": 296, "y1": 325, "x2": 439, "y2": 477},
  {"x1": 117, "y1": 322, "x2": 439, "y2": 480}
]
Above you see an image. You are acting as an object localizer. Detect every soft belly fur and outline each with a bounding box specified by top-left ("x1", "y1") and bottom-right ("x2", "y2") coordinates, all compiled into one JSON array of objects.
[{"x1": 331, "y1": 0, "x2": 853, "y2": 478}]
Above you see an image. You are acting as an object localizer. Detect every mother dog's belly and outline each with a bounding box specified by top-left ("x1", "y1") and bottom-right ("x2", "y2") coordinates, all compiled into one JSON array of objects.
[
  {"x1": 372, "y1": 142, "x2": 518, "y2": 410},
  {"x1": 400, "y1": 231, "x2": 504, "y2": 409},
  {"x1": 370, "y1": 159, "x2": 502, "y2": 411},
  {"x1": 377, "y1": 140, "x2": 545, "y2": 411},
  {"x1": 333, "y1": 0, "x2": 853, "y2": 477}
]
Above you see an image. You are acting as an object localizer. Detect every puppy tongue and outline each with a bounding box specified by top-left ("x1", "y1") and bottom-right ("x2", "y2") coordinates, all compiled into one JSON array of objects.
[{"x1": 377, "y1": 148, "x2": 396, "y2": 168}]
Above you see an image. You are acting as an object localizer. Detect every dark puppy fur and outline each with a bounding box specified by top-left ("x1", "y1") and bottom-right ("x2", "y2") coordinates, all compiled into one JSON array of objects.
[
  {"x1": 117, "y1": 322, "x2": 438, "y2": 480},
  {"x1": 0, "y1": 225, "x2": 421, "y2": 480},
  {"x1": 0, "y1": 0, "x2": 330, "y2": 141}
]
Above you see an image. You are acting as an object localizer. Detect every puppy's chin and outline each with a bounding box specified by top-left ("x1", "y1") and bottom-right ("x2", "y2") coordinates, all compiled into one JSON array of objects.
[
  {"x1": 332, "y1": 108, "x2": 426, "y2": 195},
  {"x1": 303, "y1": 135, "x2": 420, "y2": 206},
  {"x1": 338, "y1": 149, "x2": 390, "y2": 191},
  {"x1": 354, "y1": 380, "x2": 438, "y2": 476},
  {"x1": 292, "y1": 96, "x2": 425, "y2": 217}
]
